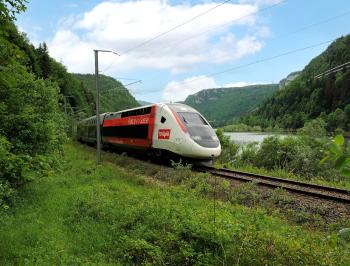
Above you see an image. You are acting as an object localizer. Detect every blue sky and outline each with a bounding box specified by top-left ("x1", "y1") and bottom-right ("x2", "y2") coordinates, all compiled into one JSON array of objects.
[{"x1": 16, "y1": 0, "x2": 350, "y2": 103}]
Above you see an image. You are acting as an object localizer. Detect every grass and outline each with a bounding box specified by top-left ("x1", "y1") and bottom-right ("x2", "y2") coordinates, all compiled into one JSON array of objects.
[
  {"x1": 216, "y1": 162, "x2": 350, "y2": 191},
  {"x1": 0, "y1": 143, "x2": 349, "y2": 265}
]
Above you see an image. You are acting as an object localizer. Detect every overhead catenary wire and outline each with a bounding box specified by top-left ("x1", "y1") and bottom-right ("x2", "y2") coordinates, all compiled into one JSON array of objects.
[
  {"x1": 314, "y1": 61, "x2": 350, "y2": 79},
  {"x1": 101, "y1": 80, "x2": 142, "y2": 94},
  {"x1": 123, "y1": 0, "x2": 233, "y2": 54},
  {"x1": 188, "y1": 39, "x2": 334, "y2": 82},
  {"x1": 135, "y1": 38, "x2": 336, "y2": 96},
  {"x1": 102, "y1": 5, "x2": 349, "y2": 98},
  {"x1": 274, "y1": 9, "x2": 350, "y2": 40},
  {"x1": 101, "y1": 0, "x2": 234, "y2": 73},
  {"x1": 147, "y1": 0, "x2": 288, "y2": 57},
  {"x1": 99, "y1": 4, "x2": 349, "y2": 102},
  {"x1": 139, "y1": 4, "x2": 350, "y2": 86}
]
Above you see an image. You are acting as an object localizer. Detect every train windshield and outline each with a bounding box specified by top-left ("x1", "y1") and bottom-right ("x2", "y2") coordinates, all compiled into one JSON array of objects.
[
  {"x1": 177, "y1": 112, "x2": 219, "y2": 148},
  {"x1": 177, "y1": 112, "x2": 208, "y2": 126}
]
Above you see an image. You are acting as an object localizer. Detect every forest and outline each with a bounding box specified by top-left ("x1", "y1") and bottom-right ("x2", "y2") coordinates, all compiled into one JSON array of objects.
[
  {"x1": 236, "y1": 35, "x2": 350, "y2": 132},
  {"x1": 0, "y1": 1, "x2": 349, "y2": 264},
  {"x1": 0, "y1": 1, "x2": 138, "y2": 210}
]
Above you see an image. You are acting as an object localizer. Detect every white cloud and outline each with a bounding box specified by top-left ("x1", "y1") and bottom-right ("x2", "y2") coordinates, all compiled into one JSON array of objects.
[
  {"x1": 48, "y1": 0, "x2": 266, "y2": 74},
  {"x1": 162, "y1": 77, "x2": 268, "y2": 102},
  {"x1": 162, "y1": 75, "x2": 219, "y2": 102},
  {"x1": 224, "y1": 81, "x2": 250, "y2": 87}
]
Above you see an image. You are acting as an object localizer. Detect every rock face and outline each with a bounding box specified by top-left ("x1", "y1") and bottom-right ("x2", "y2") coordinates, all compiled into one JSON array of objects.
[{"x1": 279, "y1": 71, "x2": 301, "y2": 89}]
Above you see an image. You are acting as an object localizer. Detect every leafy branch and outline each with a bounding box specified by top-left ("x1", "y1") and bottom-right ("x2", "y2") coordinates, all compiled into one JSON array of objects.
[{"x1": 321, "y1": 135, "x2": 350, "y2": 176}]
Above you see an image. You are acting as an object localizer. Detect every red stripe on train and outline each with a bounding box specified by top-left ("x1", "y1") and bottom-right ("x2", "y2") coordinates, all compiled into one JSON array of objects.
[
  {"x1": 104, "y1": 137, "x2": 151, "y2": 148},
  {"x1": 147, "y1": 106, "x2": 156, "y2": 142},
  {"x1": 103, "y1": 114, "x2": 150, "y2": 127}
]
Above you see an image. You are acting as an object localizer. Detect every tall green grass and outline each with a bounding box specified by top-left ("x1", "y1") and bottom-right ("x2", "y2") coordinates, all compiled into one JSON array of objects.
[{"x1": 0, "y1": 143, "x2": 348, "y2": 265}]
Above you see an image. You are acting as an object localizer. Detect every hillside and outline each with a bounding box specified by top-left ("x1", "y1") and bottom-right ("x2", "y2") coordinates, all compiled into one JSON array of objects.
[
  {"x1": 0, "y1": 8, "x2": 138, "y2": 211},
  {"x1": 239, "y1": 35, "x2": 350, "y2": 131},
  {"x1": 184, "y1": 84, "x2": 278, "y2": 127},
  {"x1": 0, "y1": 18, "x2": 138, "y2": 120},
  {"x1": 73, "y1": 74, "x2": 139, "y2": 114},
  {"x1": 138, "y1": 100, "x2": 153, "y2": 106}
]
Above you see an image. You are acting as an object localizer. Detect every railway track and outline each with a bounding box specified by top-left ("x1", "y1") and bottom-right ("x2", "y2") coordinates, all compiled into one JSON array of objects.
[{"x1": 194, "y1": 166, "x2": 350, "y2": 204}]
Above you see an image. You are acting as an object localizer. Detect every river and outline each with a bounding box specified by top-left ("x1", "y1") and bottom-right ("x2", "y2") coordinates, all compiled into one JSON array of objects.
[{"x1": 224, "y1": 132, "x2": 288, "y2": 146}]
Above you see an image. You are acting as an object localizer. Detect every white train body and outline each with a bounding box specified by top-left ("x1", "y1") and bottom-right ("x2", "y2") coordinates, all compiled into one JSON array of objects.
[{"x1": 77, "y1": 103, "x2": 221, "y2": 162}]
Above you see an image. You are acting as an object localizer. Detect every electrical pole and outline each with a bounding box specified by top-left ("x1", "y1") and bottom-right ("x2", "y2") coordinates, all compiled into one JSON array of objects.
[
  {"x1": 94, "y1": 50, "x2": 102, "y2": 164},
  {"x1": 94, "y1": 49, "x2": 120, "y2": 165}
]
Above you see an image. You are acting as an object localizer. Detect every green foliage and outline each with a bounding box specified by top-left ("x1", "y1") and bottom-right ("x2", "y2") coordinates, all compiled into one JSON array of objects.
[
  {"x1": 321, "y1": 134, "x2": 350, "y2": 176},
  {"x1": 240, "y1": 142, "x2": 258, "y2": 165},
  {"x1": 0, "y1": 143, "x2": 349, "y2": 265},
  {"x1": 0, "y1": 0, "x2": 141, "y2": 213},
  {"x1": 0, "y1": 0, "x2": 27, "y2": 21},
  {"x1": 234, "y1": 135, "x2": 337, "y2": 178},
  {"x1": 184, "y1": 84, "x2": 278, "y2": 127},
  {"x1": 0, "y1": 64, "x2": 66, "y2": 155},
  {"x1": 216, "y1": 128, "x2": 239, "y2": 163},
  {"x1": 73, "y1": 73, "x2": 140, "y2": 114},
  {"x1": 0, "y1": 16, "x2": 67, "y2": 209},
  {"x1": 298, "y1": 118, "x2": 327, "y2": 138},
  {"x1": 238, "y1": 35, "x2": 350, "y2": 131}
]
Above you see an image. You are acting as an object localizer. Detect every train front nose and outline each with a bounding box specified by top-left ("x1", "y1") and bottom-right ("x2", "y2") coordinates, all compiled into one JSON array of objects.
[
  {"x1": 188, "y1": 125, "x2": 221, "y2": 158},
  {"x1": 188, "y1": 125, "x2": 220, "y2": 148}
]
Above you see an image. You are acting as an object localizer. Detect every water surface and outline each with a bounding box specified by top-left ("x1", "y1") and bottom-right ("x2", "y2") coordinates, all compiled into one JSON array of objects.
[{"x1": 224, "y1": 132, "x2": 288, "y2": 146}]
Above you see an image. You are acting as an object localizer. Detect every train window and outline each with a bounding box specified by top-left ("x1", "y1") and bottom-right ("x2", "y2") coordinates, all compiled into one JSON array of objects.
[
  {"x1": 121, "y1": 107, "x2": 151, "y2": 118},
  {"x1": 177, "y1": 112, "x2": 207, "y2": 126},
  {"x1": 161, "y1": 116, "x2": 166, "y2": 123},
  {"x1": 102, "y1": 125, "x2": 149, "y2": 139}
]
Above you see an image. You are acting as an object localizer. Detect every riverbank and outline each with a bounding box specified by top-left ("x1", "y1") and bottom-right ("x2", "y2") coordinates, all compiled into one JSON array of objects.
[{"x1": 0, "y1": 143, "x2": 349, "y2": 264}]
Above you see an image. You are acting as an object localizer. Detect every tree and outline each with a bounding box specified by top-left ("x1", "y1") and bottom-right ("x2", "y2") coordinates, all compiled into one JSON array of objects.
[
  {"x1": 0, "y1": 0, "x2": 27, "y2": 21},
  {"x1": 298, "y1": 118, "x2": 327, "y2": 138},
  {"x1": 326, "y1": 108, "x2": 346, "y2": 131},
  {"x1": 36, "y1": 42, "x2": 51, "y2": 79}
]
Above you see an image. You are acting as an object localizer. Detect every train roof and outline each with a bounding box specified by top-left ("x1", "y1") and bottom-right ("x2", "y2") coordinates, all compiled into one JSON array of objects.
[
  {"x1": 78, "y1": 103, "x2": 199, "y2": 123},
  {"x1": 106, "y1": 102, "x2": 198, "y2": 116}
]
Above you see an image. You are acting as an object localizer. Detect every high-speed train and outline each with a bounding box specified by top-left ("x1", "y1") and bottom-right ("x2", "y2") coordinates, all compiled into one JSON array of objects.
[{"x1": 77, "y1": 103, "x2": 221, "y2": 164}]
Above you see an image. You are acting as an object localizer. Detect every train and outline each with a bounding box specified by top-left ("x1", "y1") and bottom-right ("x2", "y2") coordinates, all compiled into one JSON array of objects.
[{"x1": 77, "y1": 103, "x2": 221, "y2": 164}]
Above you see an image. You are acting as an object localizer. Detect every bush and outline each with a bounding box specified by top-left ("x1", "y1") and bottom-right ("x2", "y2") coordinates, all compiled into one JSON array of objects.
[
  {"x1": 0, "y1": 180, "x2": 14, "y2": 211},
  {"x1": 239, "y1": 142, "x2": 258, "y2": 166},
  {"x1": 0, "y1": 64, "x2": 66, "y2": 155},
  {"x1": 0, "y1": 60, "x2": 66, "y2": 210},
  {"x1": 0, "y1": 136, "x2": 27, "y2": 209},
  {"x1": 237, "y1": 135, "x2": 336, "y2": 178},
  {"x1": 216, "y1": 128, "x2": 239, "y2": 164}
]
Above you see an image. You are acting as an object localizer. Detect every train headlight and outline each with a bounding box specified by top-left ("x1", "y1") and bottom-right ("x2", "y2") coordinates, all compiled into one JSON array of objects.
[
  {"x1": 191, "y1": 136, "x2": 202, "y2": 141},
  {"x1": 211, "y1": 136, "x2": 218, "y2": 141}
]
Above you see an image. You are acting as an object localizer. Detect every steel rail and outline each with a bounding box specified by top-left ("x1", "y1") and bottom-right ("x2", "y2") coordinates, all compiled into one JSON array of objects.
[{"x1": 194, "y1": 166, "x2": 350, "y2": 204}]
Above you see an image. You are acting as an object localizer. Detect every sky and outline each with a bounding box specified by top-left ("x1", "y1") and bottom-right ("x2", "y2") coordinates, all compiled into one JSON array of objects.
[{"x1": 16, "y1": 0, "x2": 350, "y2": 103}]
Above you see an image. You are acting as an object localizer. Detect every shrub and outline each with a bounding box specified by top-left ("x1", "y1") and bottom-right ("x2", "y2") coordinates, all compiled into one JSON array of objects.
[
  {"x1": 216, "y1": 128, "x2": 239, "y2": 164},
  {"x1": 0, "y1": 64, "x2": 66, "y2": 155},
  {"x1": 0, "y1": 60, "x2": 66, "y2": 210},
  {"x1": 239, "y1": 142, "x2": 258, "y2": 166},
  {"x1": 237, "y1": 135, "x2": 336, "y2": 178}
]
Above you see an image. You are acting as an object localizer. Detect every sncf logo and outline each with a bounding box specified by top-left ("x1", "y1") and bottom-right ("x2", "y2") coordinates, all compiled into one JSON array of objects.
[{"x1": 158, "y1": 129, "x2": 171, "y2": 140}]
